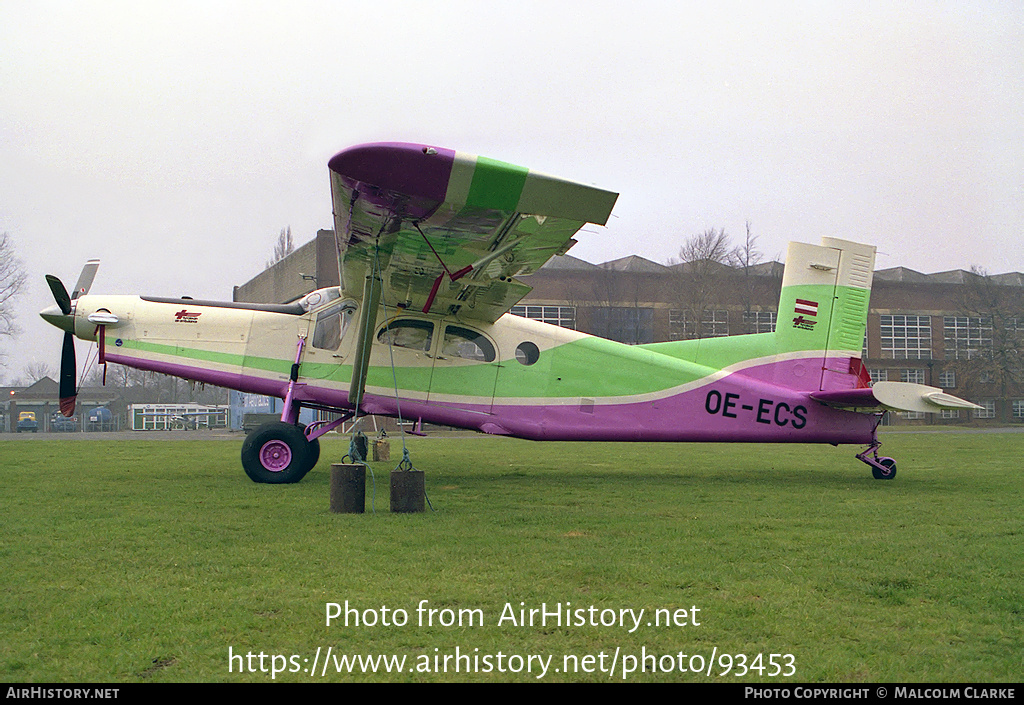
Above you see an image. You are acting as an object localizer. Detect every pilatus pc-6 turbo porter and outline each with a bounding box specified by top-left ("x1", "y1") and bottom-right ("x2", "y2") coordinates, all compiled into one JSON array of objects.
[{"x1": 41, "y1": 142, "x2": 979, "y2": 483}]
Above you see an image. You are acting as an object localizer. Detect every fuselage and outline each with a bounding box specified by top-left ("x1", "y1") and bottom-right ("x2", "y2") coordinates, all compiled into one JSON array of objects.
[{"x1": 62, "y1": 291, "x2": 877, "y2": 445}]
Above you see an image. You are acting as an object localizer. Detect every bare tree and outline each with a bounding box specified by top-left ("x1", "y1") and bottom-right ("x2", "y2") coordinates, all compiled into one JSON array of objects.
[
  {"x1": 588, "y1": 268, "x2": 654, "y2": 344},
  {"x1": 669, "y1": 228, "x2": 738, "y2": 339},
  {"x1": 733, "y1": 222, "x2": 783, "y2": 333},
  {"x1": 82, "y1": 365, "x2": 107, "y2": 388},
  {"x1": 734, "y1": 222, "x2": 762, "y2": 271},
  {"x1": 22, "y1": 362, "x2": 54, "y2": 383},
  {"x1": 674, "y1": 227, "x2": 738, "y2": 268},
  {"x1": 946, "y1": 266, "x2": 1024, "y2": 422},
  {"x1": 0, "y1": 232, "x2": 28, "y2": 345},
  {"x1": 265, "y1": 226, "x2": 294, "y2": 268}
]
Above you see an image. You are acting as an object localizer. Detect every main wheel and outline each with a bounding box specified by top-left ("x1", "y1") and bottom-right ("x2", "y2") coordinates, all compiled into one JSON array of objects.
[
  {"x1": 872, "y1": 457, "x2": 897, "y2": 480},
  {"x1": 241, "y1": 422, "x2": 312, "y2": 484}
]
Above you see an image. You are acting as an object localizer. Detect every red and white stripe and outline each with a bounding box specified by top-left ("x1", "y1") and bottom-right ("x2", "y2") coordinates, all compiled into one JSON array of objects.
[{"x1": 794, "y1": 299, "x2": 818, "y2": 316}]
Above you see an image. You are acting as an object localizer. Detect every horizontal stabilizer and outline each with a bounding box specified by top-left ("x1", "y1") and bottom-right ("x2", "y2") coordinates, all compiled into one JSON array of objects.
[{"x1": 811, "y1": 381, "x2": 982, "y2": 414}]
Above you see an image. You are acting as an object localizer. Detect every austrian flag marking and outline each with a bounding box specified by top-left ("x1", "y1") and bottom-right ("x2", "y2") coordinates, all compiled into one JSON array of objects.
[
  {"x1": 174, "y1": 309, "x2": 201, "y2": 323},
  {"x1": 792, "y1": 298, "x2": 819, "y2": 331},
  {"x1": 794, "y1": 299, "x2": 819, "y2": 316}
]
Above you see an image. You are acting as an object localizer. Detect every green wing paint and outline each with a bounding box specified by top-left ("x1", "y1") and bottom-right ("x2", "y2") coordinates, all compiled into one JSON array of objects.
[{"x1": 465, "y1": 156, "x2": 529, "y2": 211}]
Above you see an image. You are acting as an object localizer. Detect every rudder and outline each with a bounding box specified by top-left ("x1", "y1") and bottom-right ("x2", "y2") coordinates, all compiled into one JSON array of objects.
[{"x1": 773, "y1": 238, "x2": 876, "y2": 391}]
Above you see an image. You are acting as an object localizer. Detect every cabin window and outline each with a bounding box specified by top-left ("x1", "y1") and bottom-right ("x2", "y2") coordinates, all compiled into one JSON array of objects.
[
  {"x1": 311, "y1": 301, "x2": 356, "y2": 351},
  {"x1": 515, "y1": 341, "x2": 540, "y2": 366},
  {"x1": 442, "y1": 326, "x2": 496, "y2": 362},
  {"x1": 377, "y1": 319, "x2": 434, "y2": 352}
]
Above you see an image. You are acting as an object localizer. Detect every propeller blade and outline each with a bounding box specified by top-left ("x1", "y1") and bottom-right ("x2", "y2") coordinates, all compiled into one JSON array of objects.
[
  {"x1": 45, "y1": 275, "x2": 72, "y2": 316},
  {"x1": 71, "y1": 259, "x2": 100, "y2": 299},
  {"x1": 59, "y1": 331, "x2": 77, "y2": 417}
]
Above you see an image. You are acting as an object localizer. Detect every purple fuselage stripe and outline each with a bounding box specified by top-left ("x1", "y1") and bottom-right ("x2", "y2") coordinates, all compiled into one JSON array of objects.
[{"x1": 106, "y1": 352, "x2": 877, "y2": 446}]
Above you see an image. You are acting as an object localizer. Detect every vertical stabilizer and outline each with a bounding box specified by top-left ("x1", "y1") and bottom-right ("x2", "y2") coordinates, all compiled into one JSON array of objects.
[{"x1": 773, "y1": 238, "x2": 876, "y2": 391}]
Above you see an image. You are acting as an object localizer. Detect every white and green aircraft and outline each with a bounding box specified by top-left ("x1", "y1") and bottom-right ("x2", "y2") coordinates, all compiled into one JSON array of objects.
[{"x1": 41, "y1": 142, "x2": 979, "y2": 483}]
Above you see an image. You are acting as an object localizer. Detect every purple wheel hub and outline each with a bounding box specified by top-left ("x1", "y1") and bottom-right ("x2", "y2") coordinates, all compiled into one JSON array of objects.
[{"x1": 259, "y1": 439, "x2": 292, "y2": 472}]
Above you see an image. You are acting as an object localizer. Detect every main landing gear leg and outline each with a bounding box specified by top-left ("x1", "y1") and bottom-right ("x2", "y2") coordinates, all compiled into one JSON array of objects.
[{"x1": 856, "y1": 442, "x2": 897, "y2": 480}]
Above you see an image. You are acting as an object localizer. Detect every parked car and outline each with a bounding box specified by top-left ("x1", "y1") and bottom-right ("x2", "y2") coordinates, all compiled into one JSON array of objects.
[
  {"x1": 17, "y1": 411, "x2": 38, "y2": 433},
  {"x1": 51, "y1": 413, "x2": 78, "y2": 432}
]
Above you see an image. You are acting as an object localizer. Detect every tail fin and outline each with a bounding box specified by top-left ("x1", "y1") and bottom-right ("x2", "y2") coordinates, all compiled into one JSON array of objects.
[{"x1": 773, "y1": 237, "x2": 876, "y2": 391}]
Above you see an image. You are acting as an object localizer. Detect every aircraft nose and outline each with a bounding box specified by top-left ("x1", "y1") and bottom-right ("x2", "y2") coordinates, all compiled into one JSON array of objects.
[{"x1": 40, "y1": 304, "x2": 74, "y2": 333}]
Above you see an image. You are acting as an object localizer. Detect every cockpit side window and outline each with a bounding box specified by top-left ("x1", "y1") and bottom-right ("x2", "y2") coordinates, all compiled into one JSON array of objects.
[
  {"x1": 442, "y1": 325, "x2": 496, "y2": 362},
  {"x1": 377, "y1": 319, "x2": 435, "y2": 352},
  {"x1": 311, "y1": 301, "x2": 356, "y2": 351}
]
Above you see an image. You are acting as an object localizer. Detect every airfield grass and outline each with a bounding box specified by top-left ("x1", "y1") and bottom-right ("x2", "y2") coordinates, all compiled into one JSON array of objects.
[{"x1": 1, "y1": 432, "x2": 1021, "y2": 683}]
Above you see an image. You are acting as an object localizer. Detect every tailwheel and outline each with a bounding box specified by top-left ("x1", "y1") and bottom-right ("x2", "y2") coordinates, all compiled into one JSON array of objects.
[
  {"x1": 856, "y1": 443, "x2": 898, "y2": 480},
  {"x1": 241, "y1": 421, "x2": 313, "y2": 484},
  {"x1": 871, "y1": 457, "x2": 897, "y2": 480}
]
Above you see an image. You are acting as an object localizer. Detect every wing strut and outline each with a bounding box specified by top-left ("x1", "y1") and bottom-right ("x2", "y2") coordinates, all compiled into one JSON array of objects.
[
  {"x1": 347, "y1": 266, "x2": 383, "y2": 410},
  {"x1": 413, "y1": 222, "x2": 472, "y2": 314}
]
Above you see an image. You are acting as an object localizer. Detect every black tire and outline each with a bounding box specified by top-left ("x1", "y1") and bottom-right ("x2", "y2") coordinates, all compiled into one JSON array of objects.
[
  {"x1": 306, "y1": 437, "x2": 321, "y2": 473},
  {"x1": 241, "y1": 422, "x2": 311, "y2": 484},
  {"x1": 872, "y1": 457, "x2": 897, "y2": 480},
  {"x1": 294, "y1": 423, "x2": 321, "y2": 480}
]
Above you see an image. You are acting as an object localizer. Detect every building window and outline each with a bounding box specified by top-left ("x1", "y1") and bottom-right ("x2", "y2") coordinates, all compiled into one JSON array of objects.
[
  {"x1": 901, "y1": 411, "x2": 926, "y2": 420},
  {"x1": 944, "y1": 316, "x2": 993, "y2": 360},
  {"x1": 941, "y1": 409, "x2": 960, "y2": 419},
  {"x1": 510, "y1": 305, "x2": 576, "y2": 330},
  {"x1": 669, "y1": 309, "x2": 685, "y2": 339},
  {"x1": 1012, "y1": 400, "x2": 1024, "y2": 419},
  {"x1": 880, "y1": 315, "x2": 932, "y2": 360},
  {"x1": 670, "y1": 309, "x2": 729, "y2": 339},
  {"x1": 742, "y1": 311, "x2": 777, "y2": 333},
  {"x1": 900, "y1": 369, "x2": 926, "y2": 384},
  {"x1": 592, "y1": 306, "x2": 654, "y2": 344},
  {"x1": 938, "y1": 370, "x2": 956, "y2": 388},
  {"x1": 703, "y1": 310, "x2": 729, "y2": 337},
  {"x1": 974, "y1": 400, "x2": 996, "y2": 419},
  {"x1": 869, "y1": 369, "x2": 888, "y2": 383}
]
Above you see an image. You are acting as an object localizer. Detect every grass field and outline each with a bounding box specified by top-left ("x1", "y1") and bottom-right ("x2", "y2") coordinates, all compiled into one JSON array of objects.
[{"x1": 1, "y1": 431, "x2": 1021, "y2": 682}]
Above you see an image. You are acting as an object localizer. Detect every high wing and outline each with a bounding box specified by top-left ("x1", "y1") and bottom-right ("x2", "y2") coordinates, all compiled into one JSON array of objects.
[{"x1": 328, "y1": 142, "x2": 618, "y2": 323}]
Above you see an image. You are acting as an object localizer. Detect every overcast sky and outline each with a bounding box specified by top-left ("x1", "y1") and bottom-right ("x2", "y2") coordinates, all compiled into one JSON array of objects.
[{"x1": 1, "y1": 1, "x2": 1021, "y2": 377}]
